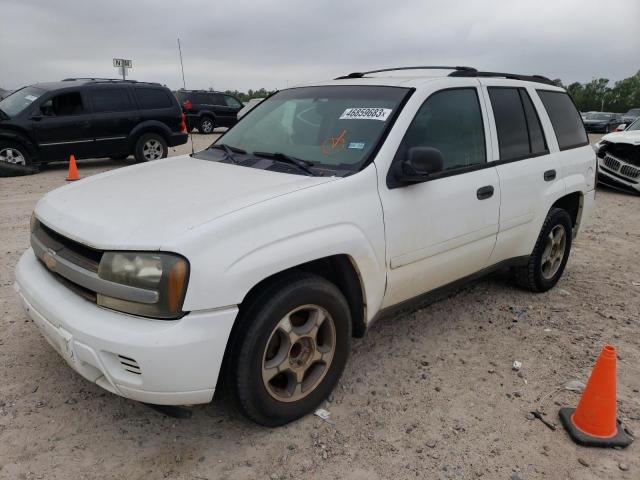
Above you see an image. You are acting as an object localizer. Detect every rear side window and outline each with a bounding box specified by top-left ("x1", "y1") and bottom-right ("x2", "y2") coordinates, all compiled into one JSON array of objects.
[
  {"x1": 224, "y1": 95, "x2": 242, "y2": 108},
  {"x1": 135, "y1": 88, "x2": 172, "y2": 109},
  {"x1": 399, "y1": 88, "x2": 486, "y2": 172},
  {"x1": 90, "y1": 88, "x2": 133, "y2": 113},
  {"x1": 193, "y1": 93, "x2": 211, "y2": 104},
  {"x1": 537, "y1": 90, "x2": 588, "y2": 150},
  {"x1": 488, "y1": 87, "x2": 547, "y2": 161}
]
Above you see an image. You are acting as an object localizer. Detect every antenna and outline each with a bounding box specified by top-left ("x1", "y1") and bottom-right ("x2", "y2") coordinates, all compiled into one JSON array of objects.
[{"x1": 177, "y1": 37, "x2": 195, "y2": 155}]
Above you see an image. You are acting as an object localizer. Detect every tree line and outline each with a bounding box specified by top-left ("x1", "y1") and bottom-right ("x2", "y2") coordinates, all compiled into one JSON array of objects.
[
  {"x1": 553, "y1": 70, "x2": 640, "y2": 113},
  {"x1": 223, "y1": 88, "x2": 275, "y2": 103}
]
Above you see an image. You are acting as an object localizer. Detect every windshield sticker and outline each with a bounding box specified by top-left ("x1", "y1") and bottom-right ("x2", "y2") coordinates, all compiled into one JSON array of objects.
[
  {"x1": 321, "y1": 129, "x2": 347, "y2": 155},
  {"x1": 348, "y1": 142, "x2": 365, "y2": 150},
  {"x1": 24, "y1": 95, "x2": 38, "y2": 102},
  {"x1": 340, "y1": 107, "x2": 392, "y2": 121}
]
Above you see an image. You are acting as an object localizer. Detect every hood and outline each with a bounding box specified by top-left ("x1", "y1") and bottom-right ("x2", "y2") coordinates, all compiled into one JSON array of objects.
[
  {"x1": 601, "y1": 130, "x2": 640, "y2": 145},
  {"x1": 35, "y1": 155, "x2": 336, "y2": 250}
]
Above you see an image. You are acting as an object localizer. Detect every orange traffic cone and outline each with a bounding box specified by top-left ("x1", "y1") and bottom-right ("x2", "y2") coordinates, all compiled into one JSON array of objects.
[
  {"x1": 559, "y1": 345, "x2": 633, "y2": 447},
  {"x1": 66, "y1": 154, "x2": 79, "y2": 181}
]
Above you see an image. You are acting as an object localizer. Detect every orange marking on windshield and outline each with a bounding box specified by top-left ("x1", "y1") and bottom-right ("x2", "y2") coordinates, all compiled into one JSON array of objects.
[{"x1": 321, "y1": 129, "x2": 347, "y2": 155}]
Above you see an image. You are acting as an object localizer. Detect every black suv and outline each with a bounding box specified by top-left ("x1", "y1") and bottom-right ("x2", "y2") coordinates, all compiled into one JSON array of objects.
[
  {"x1": 174, "y1": 90, "x2": 243, "y2": 134},
  {"x1": 0, "y1": 78, "x2": 188, "y2": 172}
]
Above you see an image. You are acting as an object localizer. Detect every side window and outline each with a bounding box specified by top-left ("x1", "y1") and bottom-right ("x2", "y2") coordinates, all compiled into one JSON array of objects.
[
  {"x1": 489, "y1": 87, "x2": 548, "y2": 161},
  {"x1": 90, "y1": 88, "x2": 133, "y2": 113},
  {"x1": 40, "y1": 92, "x2": 84, "y2": 116},
  {"x1": 135, "y1": 88, "x2": 172, "y2": 109},
  {"x1": 537, "y1": 90, "x2": 588, "y2": 150},
  {"x1": 224, "y1": 96, "x2": 242, "y2": 108},
  {"x1": 193, "y1": 93, "x2": 210, "y2": 104},
  {"x1": 398, "y1": 88, "x2": 486, "y2": 172},
  {"x1": 212, "y1": 94, "x2": 226, "y2": 106}
]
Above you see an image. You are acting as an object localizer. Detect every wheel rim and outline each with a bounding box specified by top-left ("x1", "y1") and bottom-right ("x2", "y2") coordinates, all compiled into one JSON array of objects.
[
  {"x1": 261, "y1": 304, "x2": 336, "y2": 403},
  {"x1": 0, "y1": 147, "x2": 26, "y2": 166},
  {"x1": 142, "y1": 139, "x2": 163, "y2": 160},
  {"x1": 202, "y1": 120, "x2": 213, "y2": 133},
  {"x1": 541, "y1": 224, "x2": 567, "y2": 279}
]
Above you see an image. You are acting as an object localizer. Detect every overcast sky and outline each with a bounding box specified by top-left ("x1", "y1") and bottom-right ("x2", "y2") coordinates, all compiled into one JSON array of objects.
[{"x1": 1, "y1": 0, "x2": 638, "y2": 92}]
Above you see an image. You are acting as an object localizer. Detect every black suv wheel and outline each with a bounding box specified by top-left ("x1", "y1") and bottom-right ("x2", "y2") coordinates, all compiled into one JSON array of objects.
[
  {"x1": 224, "y1": 272, "x2": 352, "y2": 426},
  {"x1": 134, "y1": 133, "x2": 167, "y2": 162},
  {"x1": 0, "y1": 141, "x2": 37, "y2": 177},
  {"x1": 199, "y1": 117, "x2": 215, "y2": 134}
]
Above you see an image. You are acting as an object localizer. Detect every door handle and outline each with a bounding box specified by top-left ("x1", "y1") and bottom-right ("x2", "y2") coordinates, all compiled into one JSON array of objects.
[
  {"x1": 544, "y1": 169, "x2": 556, "y2": 181},
  {"x1": 476, "y1": 185, "x2": 494, "y2": 200}
]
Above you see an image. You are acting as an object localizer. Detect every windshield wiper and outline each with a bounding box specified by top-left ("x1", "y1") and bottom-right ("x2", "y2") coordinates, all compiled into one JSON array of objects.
[
  {"x1": 210, "y1": 143, "x2": 246, "y2": 164},
  {"x1": 253, "y1": 151, "x2": 316, "y2": 176}
]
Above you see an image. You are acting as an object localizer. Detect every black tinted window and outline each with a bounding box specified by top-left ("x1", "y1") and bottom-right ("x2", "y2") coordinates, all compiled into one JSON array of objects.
[
  {"x1": 40, "y1": 92, "x2": 84, "y2": 116},
  {"x1": 212, "y1": 94, "x2": 225, "y2": 105},
  {"x1": 399, "y1": 88, "x2": 486, "y2": 171},
  {"x1": 537, "y1": 90, "x2": 588, "y2": 150},
  {"x1": 520, "y1": 90, "x2": 547, "y2": 154},
  {"x1": 489, "y1": 88, "x2": 530, "y2": 161},
  {"x1": 135, "y1": 88, "x2": 172, "y2": 109},
  {"x1": 224, "y1": 96, "x2": 242, "y2": 108},
  {"x1": 193, "y1": 93, "x2": 211, "y2": 104},
  {"x1": 90, "y1": 88, "x2": 133, "y2": 113}
]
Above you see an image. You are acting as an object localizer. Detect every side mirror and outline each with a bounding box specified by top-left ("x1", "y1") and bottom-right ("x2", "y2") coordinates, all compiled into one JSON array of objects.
[
  {"x1": 395, "y1": 147, "x2": 444, "y2": 183},
  {"x1": 616, "y1": 124, "x2": 627, "y2": 131}
]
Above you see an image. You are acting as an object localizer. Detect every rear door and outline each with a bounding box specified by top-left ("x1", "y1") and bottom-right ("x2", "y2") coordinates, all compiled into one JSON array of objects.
[
  {"x1": 211, "y1": 93, "x2": 238, "y2": 127},
  {"x1": 133, "y1": 87, "x2": 181, "y2": 132},
  {"x1": 32, "y1": 90, "x2": 94, "y2": 161},
  {"x1": 86, "y1": 86, "x2": 138, "y2": 157},
  {"x1": 480, "y1": 81, "x2": 565, "y2": 265}
]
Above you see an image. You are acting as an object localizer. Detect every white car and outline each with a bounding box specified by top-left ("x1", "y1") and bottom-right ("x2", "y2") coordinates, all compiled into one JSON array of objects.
[
  {"x1": 594, "y1": 117, "x2": 640, "y2": 194},
  {"x1": 15, "y1": 66, "x2": 596, "y2": 425}
]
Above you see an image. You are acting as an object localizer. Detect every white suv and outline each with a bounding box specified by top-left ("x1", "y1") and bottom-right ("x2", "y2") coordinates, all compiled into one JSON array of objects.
[{"x1": 15, "y1": 66, "x2": 596, "y2": 426}]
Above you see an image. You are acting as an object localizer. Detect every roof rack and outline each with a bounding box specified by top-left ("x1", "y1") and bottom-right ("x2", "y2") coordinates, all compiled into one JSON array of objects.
[
  {"x1": 62, "y1": 78, "x2": 160, "y2": 85},
  {"x1": 448, "y1": 70, "x2": 556, "y2": 86},
  {"x1": 335, "y1": 66, "x2": 477, "y2": 80}
]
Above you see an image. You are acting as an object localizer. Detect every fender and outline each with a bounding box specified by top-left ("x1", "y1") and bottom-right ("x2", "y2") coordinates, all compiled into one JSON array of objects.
[
  {"x1": 127, "y1": 120, "x2": 172, "y2": 148},
  {"x1": 0, "y1": 128, "x2": 39, "y2": 158}
]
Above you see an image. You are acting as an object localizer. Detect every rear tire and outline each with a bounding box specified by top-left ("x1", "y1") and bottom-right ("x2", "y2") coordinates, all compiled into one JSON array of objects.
[
  {"x1": 512, "y1": 207, "x2": 572, "y2": 292},
  {"x1": 199, "y1": 117, "x2": 215, "y2": 134},
  {"x1": 224, "y1": 272, "x2": 352, "y2": 426},
  {"x1": 134, "y1": 133, "x2": 167, "y2": 163}
]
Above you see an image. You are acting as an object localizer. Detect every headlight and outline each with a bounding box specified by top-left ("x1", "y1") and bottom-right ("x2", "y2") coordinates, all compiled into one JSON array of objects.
[
  {"x1": 97, "y1": 252, "x2": 189, "y2": 319},
  {"x1": 30, "y1": 213, "x2": 38, "y2": 233}
]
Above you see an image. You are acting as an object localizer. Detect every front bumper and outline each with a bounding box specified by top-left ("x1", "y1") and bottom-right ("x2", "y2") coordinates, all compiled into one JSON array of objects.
[
  {"x1": 15, "y1": 248, "x2": 238, "y2": 405},
  {"x1": 585, "y1": 124, "x2": 607, "y2": 133},
  {"x1": 597, "y1": 156, "x2": 640, "y2": 194}
]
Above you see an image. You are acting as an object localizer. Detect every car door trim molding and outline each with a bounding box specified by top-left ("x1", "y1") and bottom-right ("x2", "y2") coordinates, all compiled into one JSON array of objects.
[
  {"x1": 38, "y1": 139, "x2": 94, "y2": 146},
  {"x1": 95, "y1": 136, "x2": 127, "y2": 142},
  {"x1": 390, "y1": 224, "x2": 498, "y2": 269}
]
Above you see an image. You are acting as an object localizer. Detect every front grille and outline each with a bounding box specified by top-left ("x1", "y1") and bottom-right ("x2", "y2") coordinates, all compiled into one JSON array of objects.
[
  {"x1": 606, "y1": 143, "x2": 640, "y2": 167},
  {"x1": 603, "y1": 153, "x2": 640, "y2": 181}
]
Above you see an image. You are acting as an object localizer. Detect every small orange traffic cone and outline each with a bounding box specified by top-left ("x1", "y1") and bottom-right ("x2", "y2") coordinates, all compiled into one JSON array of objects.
[
  {"x1": 559, "y1": 345, "x2": 633, "y2": 447},
  {"x1": 66, "y1": 154, "x2": 79, "y2": 181}
]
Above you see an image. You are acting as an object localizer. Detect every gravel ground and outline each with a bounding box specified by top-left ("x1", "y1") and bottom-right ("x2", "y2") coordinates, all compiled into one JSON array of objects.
[{"x1": 0, "y1": 133, "x2": 638, "y2": 480}]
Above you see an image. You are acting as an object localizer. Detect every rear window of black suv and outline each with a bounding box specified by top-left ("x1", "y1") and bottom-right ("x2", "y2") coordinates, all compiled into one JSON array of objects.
[
  {"x1": 537, "y1": 90, "x2": 588, "y2": 150},
  {"x1": 135, "y1": 88, "x2": 173, "y2": 109}
]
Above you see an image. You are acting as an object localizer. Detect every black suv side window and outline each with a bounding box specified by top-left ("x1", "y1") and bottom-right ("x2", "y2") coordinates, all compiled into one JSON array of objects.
[
  {"x1": 537, "y1": 90, "x2": 588, "y2": 150},
  {"x1": 398, "y1": 88, "x2": 486, "y2": 172},
  {"x1": 40, "y1": 92, "x2": 84, "y2": 116},
  {"x1": 135, "y1": 88, "x2": 172, "y2": 109},
  {"x1": 193, "y1": 93, "x2": 210, "y2": 104},
  {"x1": 488, "y1": 87, "x2": 547, "y2": 162},
  {"x1": 224, "y1": 95, "x2": 242, "y2": 108},
  {"x1": 90, "y1": 88, "x2": 133, "y2": 113}
]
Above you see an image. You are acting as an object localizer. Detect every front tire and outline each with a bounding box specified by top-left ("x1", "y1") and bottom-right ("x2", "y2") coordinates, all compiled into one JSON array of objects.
[
  {"x1": 225, "y1": 272, "x2": 352, "y2": 426},
  {"x1": 512, "y1": 207, "x2": 572, "y2": 292},
  {"x1": 0, "y1": 141, "x2": 37, "y2": 176},
  {"x1": 199, "y1": 117, "x2": 215, "y2": 134},
  {"x1": 134, "y1": 133, "x2": 167, "y2": 163}
]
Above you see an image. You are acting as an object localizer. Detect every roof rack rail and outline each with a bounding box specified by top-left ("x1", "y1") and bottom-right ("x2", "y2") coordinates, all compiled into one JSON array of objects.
[
  {"x1": 448, "y1": 70, "x2": 557, "y2": 86},
  {"x1": 335, "y1": 66, "x2": 477, "y2": 80},
  {"x1": 62, "y1": 77, "x2": 118, "y2": 81}
]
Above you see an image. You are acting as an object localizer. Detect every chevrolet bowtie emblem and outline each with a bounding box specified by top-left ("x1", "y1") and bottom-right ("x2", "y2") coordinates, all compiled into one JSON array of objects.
[{"x1": 42, "y1": 249, "x2": 57, "y2": 270}]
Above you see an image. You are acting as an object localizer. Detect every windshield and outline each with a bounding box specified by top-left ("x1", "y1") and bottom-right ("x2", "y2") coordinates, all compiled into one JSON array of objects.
[
  {"x1": 0, "y1": 86, "x2": 45, "y2": 117},
  {"x1": 627, "y1": 118, "x2": 640, "y2": 131},
  {"x1": 210, "y1": 85, "x2": 410, "y2": 171},
  {"x1": 585, "y1": 112, "x2": 612, "y2": 121}
]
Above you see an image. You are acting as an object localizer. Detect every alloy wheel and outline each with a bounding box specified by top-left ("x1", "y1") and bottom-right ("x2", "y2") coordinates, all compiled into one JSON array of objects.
[
  {"x1": 541, "y1": 224, "x2": 566, "y2": 279},
  {"x1": 142, "y1": 139, "x2": 163, "y2": 161},
  {"x1": 0, "y1": 147, "x2": 26, "y2": 166},
  {"x1": 201, "y1": 119, "x2": 214, "y2": 133},
  {"x1": 261, "y1": 304, "x2": 336, "y2": 402}
]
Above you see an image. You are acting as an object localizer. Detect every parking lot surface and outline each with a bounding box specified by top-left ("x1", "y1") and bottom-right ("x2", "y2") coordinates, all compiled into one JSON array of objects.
[{"x1": 0, "y1": 134, "x2": 638, "y2": 479}]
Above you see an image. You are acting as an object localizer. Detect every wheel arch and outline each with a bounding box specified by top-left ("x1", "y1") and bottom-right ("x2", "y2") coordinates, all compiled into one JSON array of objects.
[
  {"x1": 128, "y1": 121, "x2": 172, "y2": 149},
  {"x1": 551, "y1": 191, "x2": 583, "y2": 237}
]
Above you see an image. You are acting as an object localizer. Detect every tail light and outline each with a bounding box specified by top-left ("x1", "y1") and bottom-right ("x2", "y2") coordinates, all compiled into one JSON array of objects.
[
  {"x1": 180, "y1": 113, "x2": 187, "y2": 133},
  {"x1": 182, "y1": 100, "x2": 193, "y2": 110}
]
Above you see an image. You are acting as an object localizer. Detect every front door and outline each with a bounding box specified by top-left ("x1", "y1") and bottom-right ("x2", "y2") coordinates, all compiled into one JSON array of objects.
[
  {"x1": 378, "y1": 86, "x2": 500, "y2": 308},
  {"x1": 32, "y1": 90, "x2": 93, "y2": 161},
  {"x1": 86, "y1": 86, "x2": 138, "y2": 157}
]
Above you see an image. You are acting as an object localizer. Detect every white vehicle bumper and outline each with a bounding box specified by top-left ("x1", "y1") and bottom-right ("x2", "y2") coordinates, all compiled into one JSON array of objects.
[{"x1": 15, "y1": 248, "x2": 238, "y2": 405}]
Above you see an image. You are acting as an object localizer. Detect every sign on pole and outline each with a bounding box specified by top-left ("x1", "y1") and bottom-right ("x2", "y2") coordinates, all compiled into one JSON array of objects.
[{"x1": 113, "y1": 58, "x2": 133, "y2": 79}]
